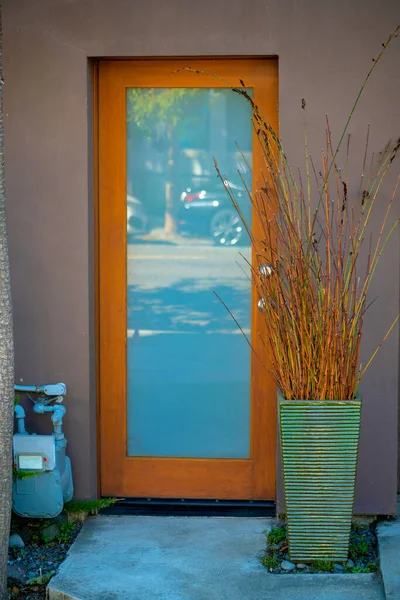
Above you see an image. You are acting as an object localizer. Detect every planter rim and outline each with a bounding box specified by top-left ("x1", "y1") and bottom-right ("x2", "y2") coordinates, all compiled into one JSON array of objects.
[{"x1": 277, "y1": 389, "x2": 362, "y2": 404}]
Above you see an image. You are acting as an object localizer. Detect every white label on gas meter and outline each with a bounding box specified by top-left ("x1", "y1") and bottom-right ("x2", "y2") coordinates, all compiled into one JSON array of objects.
[{"x1": 18, "y1": 454, "x2": 44, "y2": 470}]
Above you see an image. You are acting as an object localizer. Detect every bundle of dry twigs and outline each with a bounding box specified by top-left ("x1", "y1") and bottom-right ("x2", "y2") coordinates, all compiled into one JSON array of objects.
[{"x1": 217, "y1": 26, "x2": 399, "y2": 400}]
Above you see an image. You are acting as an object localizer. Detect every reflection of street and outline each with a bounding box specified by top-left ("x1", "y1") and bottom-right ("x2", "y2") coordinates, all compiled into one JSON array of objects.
[
  {"x1": 127, "y1": 243, "x2": 251, "y2": 333},
  {"x1": 130, "y1": 227, "x2": 216, "y2": 247},
  {"x1": 128, "y1": 243, "x2": 251, "y2": 287},
  {"x1": 126, "y1": 242, "x2": 252, "y2": 459}
]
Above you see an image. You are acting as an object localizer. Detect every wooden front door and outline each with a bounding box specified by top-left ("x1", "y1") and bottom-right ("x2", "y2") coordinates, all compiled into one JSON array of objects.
[{"x1": 97, "y1": 58, "x2": 278, "y2": 500}]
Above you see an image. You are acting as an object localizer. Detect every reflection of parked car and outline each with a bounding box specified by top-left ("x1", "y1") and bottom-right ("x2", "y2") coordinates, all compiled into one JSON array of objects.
[
  {"x1": 127, "y1": 195, "x2": 148, "y2": 236},
  {"x1": 178, "y1": 180, "x2": 251, "y2": 246}
]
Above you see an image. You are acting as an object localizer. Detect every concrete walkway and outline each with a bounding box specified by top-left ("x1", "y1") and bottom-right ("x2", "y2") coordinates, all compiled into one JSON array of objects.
[
  {"x1": 48, "y1": 516, "x2": 385, "y2": 600},
  {"x1": 377, "y1": 501, "x2": 400, "y2": 600}
]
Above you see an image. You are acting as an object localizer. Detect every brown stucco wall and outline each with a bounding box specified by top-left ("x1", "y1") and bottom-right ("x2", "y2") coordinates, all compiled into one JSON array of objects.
[{"x1": 3, "y1": 0, "x2": 400, "y2": 513}]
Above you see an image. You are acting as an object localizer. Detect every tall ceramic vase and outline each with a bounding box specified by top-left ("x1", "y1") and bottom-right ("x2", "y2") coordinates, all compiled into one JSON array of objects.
[{"x1": 278, "y1": 390, "x2": 361, "y2": 562}]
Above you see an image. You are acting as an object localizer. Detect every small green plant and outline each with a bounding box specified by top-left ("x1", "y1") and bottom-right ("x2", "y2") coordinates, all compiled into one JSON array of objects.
[
  {"x1": 41, "y1": 519, "x2": 53, "y2": 528},
  {"x1": 349, "y1": 533, "x2": 371, "y2": 560},
  {"x1": 13, "y1": 467, "x2": 43, "y2": 481},
  {"x1": 267, "y1": 526, "x2": 287, "y2": 547},
  {"x1": 26, "y1": 570, "x2": 55, "y2": 585},
  {"x1": 347, "y1": 561, "x2": 379, "y2": 574},
  {"x1": 261, "y1": 552, "x2": 280, "y2": 569},
  {"x1": 310, "y1": 560, "x2": 334, "y2": 572},
  {"x1": 56, "y1": 522, "x2": 77, "y2": 543},
  {"x1": 349, "y1": 565, "x2": 370, "y2": 573},
  {"x1": 42, "y1": 534, "x2": 52, "y2": 544},
  {"x1": 344, "y1": 561, "x2": 378, "y2": 574},
  {"x1": 64, "y1": 497, "x2": 117, "y2": 514}
]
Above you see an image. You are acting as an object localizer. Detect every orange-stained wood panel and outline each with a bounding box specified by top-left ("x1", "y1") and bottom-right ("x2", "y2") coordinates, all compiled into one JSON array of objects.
[{"x1": 98, "y1": 58, "x2": 278, "y2": 500}]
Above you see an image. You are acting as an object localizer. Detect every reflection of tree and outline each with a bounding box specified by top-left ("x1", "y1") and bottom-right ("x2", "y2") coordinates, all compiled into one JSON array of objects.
[{"x1": 127, "y1": 89, "x2": 198, "y2": 235}]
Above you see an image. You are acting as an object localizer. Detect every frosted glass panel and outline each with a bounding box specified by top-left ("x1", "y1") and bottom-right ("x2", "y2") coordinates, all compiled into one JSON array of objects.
[{"x1": 126, "y1": 88, "x2": 252, "y2": 458}]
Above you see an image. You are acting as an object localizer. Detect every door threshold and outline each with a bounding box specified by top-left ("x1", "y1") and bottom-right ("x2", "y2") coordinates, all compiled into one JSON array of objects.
[{"x1": 100, "y1": 498, "x2": 276, "y2": 517}]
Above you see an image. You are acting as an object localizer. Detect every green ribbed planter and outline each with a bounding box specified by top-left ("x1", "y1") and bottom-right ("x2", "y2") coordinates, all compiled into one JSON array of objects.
[{"x1": 279, "y1": 391, "x2": 361, "y2": 563}]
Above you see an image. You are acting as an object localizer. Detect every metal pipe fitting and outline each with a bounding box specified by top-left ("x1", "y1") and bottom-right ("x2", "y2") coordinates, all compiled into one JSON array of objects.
[
  {"x1": 32, "y1": 403, "x2": 50, "y2": 414},
  {"x1": 14, "y1": 404, "x2": 27, "y2": 435},
  {"x1": 51, "y1": 405, "x2": 67, "y2": 440}
]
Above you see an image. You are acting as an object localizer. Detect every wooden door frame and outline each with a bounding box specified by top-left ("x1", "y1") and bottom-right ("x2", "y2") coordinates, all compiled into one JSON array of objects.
[
  {"x1": 93, "y1": 60, "x2": 101, "y2": 499},
  {"x1": 94, "y1": 57, "x2": 278, "y2": 500}
]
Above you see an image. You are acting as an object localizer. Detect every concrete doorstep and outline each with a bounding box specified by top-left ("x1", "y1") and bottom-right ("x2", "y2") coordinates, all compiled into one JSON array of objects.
[{"x1": 47, "y1": 516, "x2": 386, "y2": 600}]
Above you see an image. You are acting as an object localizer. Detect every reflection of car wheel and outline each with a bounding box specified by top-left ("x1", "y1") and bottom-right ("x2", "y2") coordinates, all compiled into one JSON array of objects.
[{"x1": 210, "y1": 209, "x2": 244, "y2": 246}]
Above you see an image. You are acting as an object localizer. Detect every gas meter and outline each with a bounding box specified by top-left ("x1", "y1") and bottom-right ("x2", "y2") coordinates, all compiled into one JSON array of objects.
[{"x1": 13, "y1": 383, "x2": 74, "y2": 518}]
